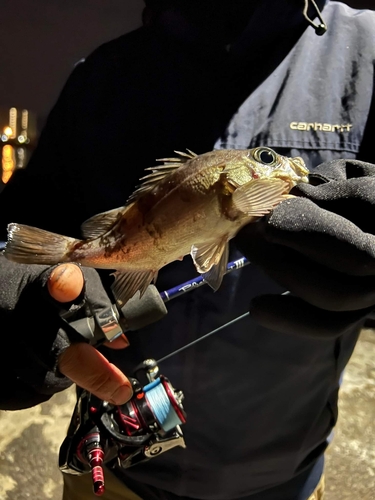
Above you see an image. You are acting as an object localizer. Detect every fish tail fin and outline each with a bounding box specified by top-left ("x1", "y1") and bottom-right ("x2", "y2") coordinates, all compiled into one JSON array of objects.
[{"x1": 4, "y1": 223, "x2": 79, "y2": 265}]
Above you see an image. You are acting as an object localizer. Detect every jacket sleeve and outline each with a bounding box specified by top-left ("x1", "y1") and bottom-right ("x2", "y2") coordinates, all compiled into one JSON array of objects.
[
  {"x1": 0, "y1": 62, "x2": 90, "y2": 409},
  {"x1": 0, "y1": 255, "x2": 75, "y2": 410},
  {"x1": 358, "y1": 71, "x2": 375, "y2": 164}
]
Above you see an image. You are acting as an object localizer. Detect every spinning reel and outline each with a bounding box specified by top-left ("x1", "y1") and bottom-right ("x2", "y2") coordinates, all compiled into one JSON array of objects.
[{"x1": 59, "y1": 358, "x2": 186, "y2": 496}]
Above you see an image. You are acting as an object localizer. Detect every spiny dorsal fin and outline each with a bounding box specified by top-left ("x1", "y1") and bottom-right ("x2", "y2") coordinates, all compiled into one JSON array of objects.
[
  {"x1": 81, "y1": 207, "x2": 124, "y2": 239},
  {"x1": 173, "y1": 149, "x2": 197, "y2": 159},
  {"x1": 126, "y1": 149, "x2": 197, "y2": 204}
]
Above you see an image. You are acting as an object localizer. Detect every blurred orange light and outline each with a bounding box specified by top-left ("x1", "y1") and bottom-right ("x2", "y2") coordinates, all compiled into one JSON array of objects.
[{"x1": 2, "y1": 145, "x2": 15, "y2": 183}]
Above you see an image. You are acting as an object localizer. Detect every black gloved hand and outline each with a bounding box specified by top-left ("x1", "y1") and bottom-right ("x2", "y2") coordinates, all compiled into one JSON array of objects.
[
  {"x1": 234, "y1": 158, "x2": 375, "y2": 338},
  {"x1": 0, "y1": 257, "x2": 128, "y2": 410}
]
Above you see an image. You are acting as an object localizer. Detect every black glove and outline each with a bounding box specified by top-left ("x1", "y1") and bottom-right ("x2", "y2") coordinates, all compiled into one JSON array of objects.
[
  {"x1": 0, "y1": 256, "x2": 119, "y2": 410},
  {"x1": 235, "y1": 158, "x2": 375, "y2": 338}
]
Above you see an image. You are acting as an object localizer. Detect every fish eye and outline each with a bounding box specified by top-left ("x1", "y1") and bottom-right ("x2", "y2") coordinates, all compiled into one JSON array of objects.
[{"x1": 255, "y1": 148, "x2": 277, "y2": 165}]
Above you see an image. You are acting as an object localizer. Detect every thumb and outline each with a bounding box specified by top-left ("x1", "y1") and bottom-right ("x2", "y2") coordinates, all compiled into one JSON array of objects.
[
  {"x1": 47, "y1": 263, "x2": 85, "y2": 303},
  {"x1": 58, "y1": 342, "x2": 133, "y2": 405}
]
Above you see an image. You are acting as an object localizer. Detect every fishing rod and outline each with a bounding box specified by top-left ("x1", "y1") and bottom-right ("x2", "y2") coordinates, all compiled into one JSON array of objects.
[
  {"x1": 2, "y1": 236, "x2": 252, "y2": 352},
  {"x1": 69, "y1": 255, "x2": 251, "y2": 348},
  {"x1": 2, "y1": 237, "x2": 252, "y2": 362},
  {"x1": 159, "y1": 255, "x2": 249, "y2": 302},
  {"x1": 59, "y1": 255, "x2": 252, "y2": 496},
  {"x1": 1, "y1": 237, "x2": 251, "y2": 346}
]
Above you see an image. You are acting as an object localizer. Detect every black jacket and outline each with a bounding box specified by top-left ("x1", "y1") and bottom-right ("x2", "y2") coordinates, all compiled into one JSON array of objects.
[{"x1": 0, "y1": 1, "x2": 374, "y2": 498}]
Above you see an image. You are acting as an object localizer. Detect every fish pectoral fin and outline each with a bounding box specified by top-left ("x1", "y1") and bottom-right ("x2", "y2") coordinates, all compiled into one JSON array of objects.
[
  {"x1": 81, "y1": 207, "x2": 124, "y2": 239},
  {"x1": 232, "y1": 178, "x2": 288, "y2": 217},
  {"x1": 111, "y1": 270, "x2": 156, "y2": 308},
  {"x1": 191, "y1": 237, "x2": 229, "y2": 274},
  {"x1": 202, "y1": 242, "x2": 229, "y2": 291}
]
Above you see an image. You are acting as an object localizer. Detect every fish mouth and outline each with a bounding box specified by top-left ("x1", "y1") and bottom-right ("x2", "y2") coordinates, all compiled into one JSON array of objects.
[
  {"x1": 272, "y1": 167, "x2": 309, "y2": 186},
  {"x1": 295, "y1": 171, "x2": 310, "y2": 184},
  {"x1": 288, "y1": 157, "x2": 310, "y2": 184},
  {"x1": 290, "y1": 156, "x2": 308, "y2": 170}
]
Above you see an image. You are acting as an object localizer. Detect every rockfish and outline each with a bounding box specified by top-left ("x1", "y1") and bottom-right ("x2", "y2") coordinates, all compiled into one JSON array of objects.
[{"x1": 4, "y1": 147, "x2": 309, "y2": 306}]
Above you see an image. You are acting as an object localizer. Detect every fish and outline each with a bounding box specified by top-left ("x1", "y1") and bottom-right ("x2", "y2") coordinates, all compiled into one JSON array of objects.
[{"x1": 4, "y1": 147, "x2": 309, "y2": 306}]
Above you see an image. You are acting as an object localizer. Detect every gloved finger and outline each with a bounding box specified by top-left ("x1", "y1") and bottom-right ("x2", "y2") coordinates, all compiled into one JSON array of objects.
[
  {"x1": 308, "y1": 157, "x2": 375, "y2": 183},
  {"x1": 47, "y1": 263, "x2": 85, "y2": 303},
  {"x1": 81, "y1": 267, "x2": 117, "y2": 316},
  {"x1": 297, "y1": 177, "x2": 375, "y2": 234},
  {"x1": 236, "y1": 229, "x2": 375, "y2": 311},
  {"x1": 58, "y1": 342, "x2": 133, "y2": 405},
  {"x1": 250, "y1": 294, "x2": 371, "y2": 338},
  {"x1": 237, "y1": 197, "x2": 375, "y2": 276},
  {"x1": 45, "y1": 265, "x2": 129, "y2": 346},
  {"x1": 81, "y1": 267, "x2": 129, "y2": 345}
]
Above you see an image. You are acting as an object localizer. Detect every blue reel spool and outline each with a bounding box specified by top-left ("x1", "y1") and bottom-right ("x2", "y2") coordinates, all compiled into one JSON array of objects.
[{"x1": 143, "y1": 378, "x2": 184, "y2": 432}]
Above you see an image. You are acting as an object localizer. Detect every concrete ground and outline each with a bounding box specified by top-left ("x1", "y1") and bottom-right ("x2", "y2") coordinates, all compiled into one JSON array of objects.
[{"x1": 0, "y1": 329, "x2": 374, "y2": 500}]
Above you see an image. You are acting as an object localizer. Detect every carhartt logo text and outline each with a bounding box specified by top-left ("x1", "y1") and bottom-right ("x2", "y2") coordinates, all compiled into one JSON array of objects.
[{"x1": 290, "y1": 122, "x2": 353, "y2": 132}]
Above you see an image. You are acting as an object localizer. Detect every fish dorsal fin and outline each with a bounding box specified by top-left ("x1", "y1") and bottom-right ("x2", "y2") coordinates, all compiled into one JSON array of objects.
[
  {"x1": 202, "y1": 242, "x2": 229, "y2": 291},
  {"x1": 111, "y1": 269, "x2": 157, "y2": 307},
  {"x1": 232, "y1": 178, "x2": 288, "y2": 216},
  {"x1": 126, "y1": 149, "x2": 197, "y2": 204},
  {"x1": 81, "y1": 207, "x2": 124, "y2": 239},
  {"x1": 191, "y1": 236, "x2": 229, "y2": 275},
  {"x1": 172, "y1": 149, "x2": 197, "y2": 159}
]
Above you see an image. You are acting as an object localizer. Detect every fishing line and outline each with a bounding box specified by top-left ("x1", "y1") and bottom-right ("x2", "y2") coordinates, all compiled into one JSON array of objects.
[
  {"x1": 153, "y1": 256, "x2": 251, "y2": 362},
  {"x1": 156, "y1": 264, "x2": 291, "y2": 364},
  {"x1": 156, "y1": 312, "x2": 250, "y2": 363}
]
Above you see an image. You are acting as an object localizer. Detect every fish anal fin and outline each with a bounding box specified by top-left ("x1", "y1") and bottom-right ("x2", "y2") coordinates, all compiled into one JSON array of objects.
[
  {"x1": 191, "y1": 237, "x2": 228, "y2": 274},
  {"x1": 81, "y1": 207, "x2": 124, "y2": 239},
  {"x1": 202, "y1": 242, "x2": 229, "y2": 291},
  {"x1": 232, "y1": 178, "x2": 288, "y2": 217},
  {"x1": 111, "y1": 270, "x2": 156, "y2": 308}
]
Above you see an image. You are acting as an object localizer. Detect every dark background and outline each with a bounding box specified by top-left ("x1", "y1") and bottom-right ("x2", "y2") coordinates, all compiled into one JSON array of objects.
[
  {"x1": 0, "y1": 0, "x2": 373, "y2": 123},
  {"x1": 0, "y1": 0, "x2": 144, "y2": 122}
]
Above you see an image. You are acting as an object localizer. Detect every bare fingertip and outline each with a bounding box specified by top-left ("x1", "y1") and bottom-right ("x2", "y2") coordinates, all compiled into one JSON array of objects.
[
  {"x1": 109, "y1": 384, "x2": 133, "y2": 405},
  {"x1": 47, "y1": 263, "x2": 84, "y2": 303}
]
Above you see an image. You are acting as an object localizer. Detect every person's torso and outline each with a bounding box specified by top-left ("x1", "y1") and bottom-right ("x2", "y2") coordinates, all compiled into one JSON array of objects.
[{"x1": 23, "y1": 2, "x2": 372, "y2": 498}]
